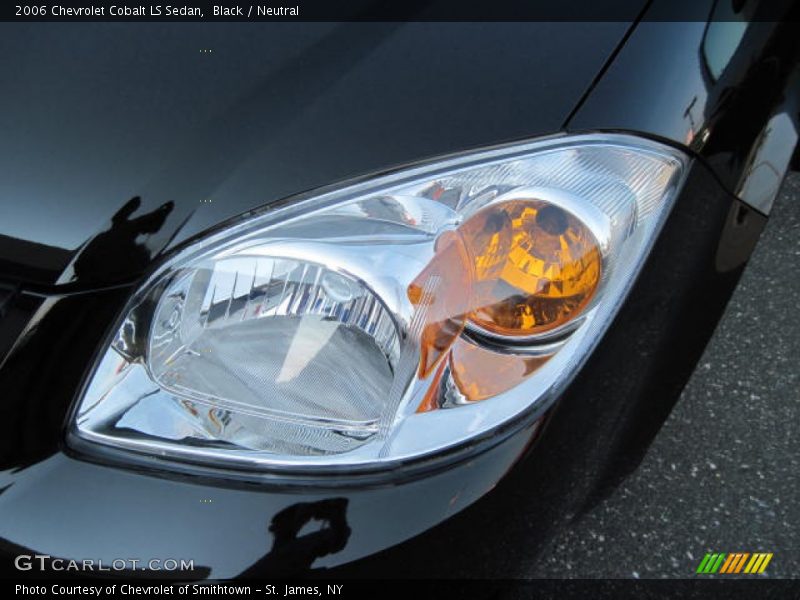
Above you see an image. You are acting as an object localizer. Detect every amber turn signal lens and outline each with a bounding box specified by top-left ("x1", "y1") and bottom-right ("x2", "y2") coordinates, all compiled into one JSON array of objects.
[
  {"x1": 450, "y1": 337, "x2": 551, "y2": 402},
  {"x1": 460, "y1": 199, "x2": 602, "y2": 337},
  {"x1": 408, "y1": 198, "x2": 602, "y2": 385},
  {"x1": 407, "y1": 231, "x2": 473, "y2": 377}
]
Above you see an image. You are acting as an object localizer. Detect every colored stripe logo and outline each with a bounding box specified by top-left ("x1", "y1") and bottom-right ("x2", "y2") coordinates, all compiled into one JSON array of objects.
[{"x1": 696, "y1": 552, "x2": 773, "y2": 574}]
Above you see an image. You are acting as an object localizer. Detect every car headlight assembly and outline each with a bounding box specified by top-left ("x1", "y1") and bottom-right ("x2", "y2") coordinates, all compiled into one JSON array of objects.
[{"x1": 70, "y1": 134, "x2": 687, "y2": 477}]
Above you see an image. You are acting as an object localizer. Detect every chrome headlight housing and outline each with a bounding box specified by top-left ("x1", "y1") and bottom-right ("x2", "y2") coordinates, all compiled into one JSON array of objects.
[{"x1": 71, "y1": 134, "x2": 687, "y2": 475}]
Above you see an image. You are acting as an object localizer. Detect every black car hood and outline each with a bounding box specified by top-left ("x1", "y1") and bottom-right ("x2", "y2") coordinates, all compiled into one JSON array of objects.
[{"x1": 0, "y1": 22, "x2": 632, "y2": 289}]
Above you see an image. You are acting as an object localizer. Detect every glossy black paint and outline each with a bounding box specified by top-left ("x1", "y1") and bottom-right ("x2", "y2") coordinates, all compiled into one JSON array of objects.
[
  {"x1": 569, "y1": 0, "x2": 800, "y2": 204},
  {"x1": 0, "y1": 12, "x2": 795, "y2": 579},
  {"x1": 0, "y1": 21, "x2": 629, "y2": 289},
  {"x1": 0, "y1": 285, "x2": 40, "y2": 366}
]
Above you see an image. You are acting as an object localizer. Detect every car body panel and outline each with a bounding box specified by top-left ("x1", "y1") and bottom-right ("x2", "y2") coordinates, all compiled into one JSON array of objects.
[
  {"x1": 569, "y1": 0, "x2": 799, "y2": 213},
  {"x1": 0, "y1": 21, "x2": 629, "y2": 289}
]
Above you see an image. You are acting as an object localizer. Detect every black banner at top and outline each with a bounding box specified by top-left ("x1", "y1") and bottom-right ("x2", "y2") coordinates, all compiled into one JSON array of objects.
[{"x1": 3, "y1": 0, "x2": 798, "y2": 22}]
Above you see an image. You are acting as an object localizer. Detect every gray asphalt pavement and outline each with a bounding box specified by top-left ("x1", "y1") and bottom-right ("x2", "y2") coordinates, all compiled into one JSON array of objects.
[{"x1": 524, "y1": 173, "x2": 800, "y2": 579}]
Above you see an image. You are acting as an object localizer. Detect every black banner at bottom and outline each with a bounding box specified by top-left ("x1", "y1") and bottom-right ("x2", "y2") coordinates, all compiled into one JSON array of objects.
[{"x1": 5, "y1": 579, "x2": 799, "y2": 600}]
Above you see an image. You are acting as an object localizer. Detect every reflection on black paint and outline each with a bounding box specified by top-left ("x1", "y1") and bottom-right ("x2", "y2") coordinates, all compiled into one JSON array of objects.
[
  {"x1": 0, "y1": 289, "x2": 130, "y2": 471},
  {"x1": 71, "y1": 197, "x2": 174, "y2": 284},
  {"x1": 702, "y1": 0, "x2": 755, "y2": 82},
  {"x1": 241, "y1": 498, "x2": 351, "y2": 577}
]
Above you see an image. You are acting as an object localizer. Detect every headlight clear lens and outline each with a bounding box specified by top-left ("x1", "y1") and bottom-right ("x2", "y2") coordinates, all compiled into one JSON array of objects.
[{"x1": 72, "y1": 134, "x2": 687, "y2": 474}]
